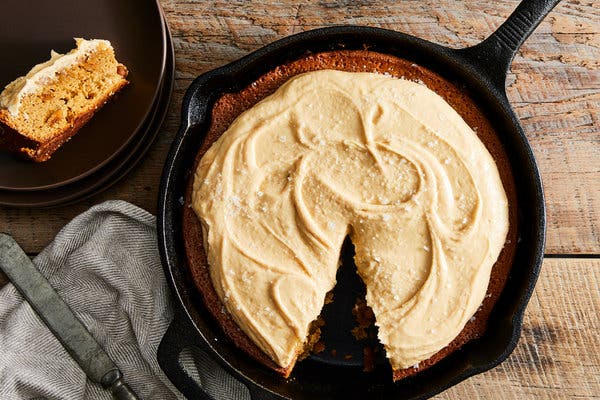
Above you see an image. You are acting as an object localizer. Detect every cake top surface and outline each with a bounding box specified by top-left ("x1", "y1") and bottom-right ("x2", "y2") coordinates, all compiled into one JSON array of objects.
[
  {"x1": 0, "y1": 38, "x2": 112, "y2": 116},
  {"x1": 191, "y1": 69, "x2": 509, "y2": 369}
]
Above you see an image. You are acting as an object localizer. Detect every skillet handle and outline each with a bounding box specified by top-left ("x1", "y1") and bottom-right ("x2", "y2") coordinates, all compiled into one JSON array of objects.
[
  {"x1": 157, "y1": 312, "x2": 215, "y2": 400},
  {"x1": 158, "y1": 311, "x2": 280, "y2": 400},
  {"x1": 456, "y1": 0, "x2": 561, "y2": 90}
]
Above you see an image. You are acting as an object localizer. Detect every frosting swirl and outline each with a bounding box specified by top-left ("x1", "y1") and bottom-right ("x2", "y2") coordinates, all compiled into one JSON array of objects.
[{"x1": 192, "y1": 70, "x2": 509, "y2": 369}]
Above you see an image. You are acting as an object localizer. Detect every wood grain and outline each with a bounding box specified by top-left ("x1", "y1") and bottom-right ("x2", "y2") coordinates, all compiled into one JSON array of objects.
[
  {"x1": 0, "y1": 0, "x2": 597, "y2": 254},
  {"x1": 435, "y1": 258, "x2": 600, "y2": 399}
]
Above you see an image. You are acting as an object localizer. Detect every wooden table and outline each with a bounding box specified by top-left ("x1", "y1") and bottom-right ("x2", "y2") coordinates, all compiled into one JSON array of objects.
[{"x1": 1, "y1": 1, "x2": 598, "y2": 398}]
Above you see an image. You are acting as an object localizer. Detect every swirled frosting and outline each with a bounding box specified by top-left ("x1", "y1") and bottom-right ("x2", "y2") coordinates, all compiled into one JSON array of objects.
[{"x1": 192, "y1": 70, "x2": 509, "y2": 370}]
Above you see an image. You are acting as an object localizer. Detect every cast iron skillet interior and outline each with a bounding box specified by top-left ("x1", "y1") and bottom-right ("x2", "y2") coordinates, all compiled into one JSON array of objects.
[{"x1": 157, "y1": 1, "x2": 557, "y2": 398}]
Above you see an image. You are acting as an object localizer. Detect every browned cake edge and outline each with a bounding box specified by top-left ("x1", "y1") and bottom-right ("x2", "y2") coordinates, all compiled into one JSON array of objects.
[
  {"x1": 0, "y1": 78, "x2": 129, "y2": 162},
  {"x1": 183, "y1": 50, "x2": 518, "y2": 381}
]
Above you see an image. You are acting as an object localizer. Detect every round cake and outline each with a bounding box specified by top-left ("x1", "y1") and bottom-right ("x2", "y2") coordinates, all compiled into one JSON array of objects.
[{"x1": 183, "y1": 50, "x2": 518, "y2": 381}]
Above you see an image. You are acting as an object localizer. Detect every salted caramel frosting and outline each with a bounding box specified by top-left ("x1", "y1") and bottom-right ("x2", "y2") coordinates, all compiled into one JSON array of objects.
[{"x1": 191, "y1": 70, "x2": 509, "y2": 370}]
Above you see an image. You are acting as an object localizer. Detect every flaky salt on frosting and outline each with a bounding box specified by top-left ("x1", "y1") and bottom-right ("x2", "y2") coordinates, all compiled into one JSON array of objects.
[{"x1": 192, "y1": 70, "x2": 509, "y2": 370}]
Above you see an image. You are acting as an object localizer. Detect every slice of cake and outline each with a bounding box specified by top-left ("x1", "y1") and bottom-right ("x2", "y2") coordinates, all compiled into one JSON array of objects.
[
  {"x1": 0, "y1": 38, "x2": 129, "y2": 162},
  {"x1": 184, "y1": 50, "x2": 517, "y2": 381}
]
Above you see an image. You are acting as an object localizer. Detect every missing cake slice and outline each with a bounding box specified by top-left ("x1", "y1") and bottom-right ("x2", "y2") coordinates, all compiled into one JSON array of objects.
[{"x1": 0, "y1": 38, "x2": 129, "y2": 162}]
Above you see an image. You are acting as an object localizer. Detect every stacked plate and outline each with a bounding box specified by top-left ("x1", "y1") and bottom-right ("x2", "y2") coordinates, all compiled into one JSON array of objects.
[{"x1": 0, "y1": 0, "x2": 174, "y2": 207}]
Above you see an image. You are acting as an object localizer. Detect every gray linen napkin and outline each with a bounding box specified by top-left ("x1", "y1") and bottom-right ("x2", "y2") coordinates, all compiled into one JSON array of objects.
[{"x1": 0, "y1": 200, "x2": 249, "y2": 400}]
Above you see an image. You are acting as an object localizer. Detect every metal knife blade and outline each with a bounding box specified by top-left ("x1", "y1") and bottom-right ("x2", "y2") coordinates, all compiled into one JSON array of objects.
[{"x1": 0, "y1": 233, "x2": 140, "y2": 400}]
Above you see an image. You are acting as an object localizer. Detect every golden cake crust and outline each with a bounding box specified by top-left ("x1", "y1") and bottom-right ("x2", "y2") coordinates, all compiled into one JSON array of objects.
[{"x1": 183, "y1": 50, "x2": 518, "y2": 381}]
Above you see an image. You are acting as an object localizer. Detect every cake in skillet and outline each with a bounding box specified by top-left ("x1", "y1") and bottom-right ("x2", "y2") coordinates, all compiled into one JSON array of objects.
[
  {"x1": 183, "y1": 50, "x2": 517, "y2": 381},
  {"x1": 0, "y1": 38, "x2": 129, "y2": 162}
]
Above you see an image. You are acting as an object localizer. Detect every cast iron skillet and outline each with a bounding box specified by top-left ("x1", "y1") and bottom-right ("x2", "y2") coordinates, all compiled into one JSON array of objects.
[{"x1": 157, "y1": 1, "x2": 557, "y2": 398}]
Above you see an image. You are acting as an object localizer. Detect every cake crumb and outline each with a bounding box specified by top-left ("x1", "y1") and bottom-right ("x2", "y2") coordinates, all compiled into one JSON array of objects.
[
  {"x1": 313, "y1": 341, "x2": 325, "y2": 354},
  {"x1": 363, "y1": 347, "x2": 375, "y2": 372},
  {"x1": 351, "y1": 326, "x2": 368, "y2": 340},
  {"x1": 297, "y1": 316, "x2": 325, "y2": 361},
  {"x1": 324, "y1": 291, "x2": 334, "y2": 305},
  {"x1": 352, "y1": 298, "x2": 375, "y2": 341}
]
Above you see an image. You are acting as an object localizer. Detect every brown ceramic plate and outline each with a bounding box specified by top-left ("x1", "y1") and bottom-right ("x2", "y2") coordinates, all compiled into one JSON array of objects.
[
  {"x1": 0, "y1": 0, "x2": 166, "y2": 191},
  {"x1": 0, "y1": 20, "x2": 174, "y2": 208}
]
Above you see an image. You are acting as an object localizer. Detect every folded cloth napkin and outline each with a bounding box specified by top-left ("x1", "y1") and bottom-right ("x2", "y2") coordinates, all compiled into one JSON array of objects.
[{"x1": 0, "y1": 200, "x2": 250, "y2": 400}]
